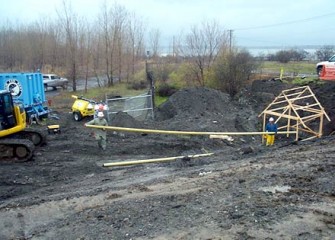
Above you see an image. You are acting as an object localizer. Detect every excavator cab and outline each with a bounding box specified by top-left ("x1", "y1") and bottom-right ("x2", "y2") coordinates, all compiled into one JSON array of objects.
[
  {"x1": 0, "y1": 90, "x2": 45, "y2": 162},
  {"x1": 0, "y1": 91, "x2": 26, "y2": 134}
]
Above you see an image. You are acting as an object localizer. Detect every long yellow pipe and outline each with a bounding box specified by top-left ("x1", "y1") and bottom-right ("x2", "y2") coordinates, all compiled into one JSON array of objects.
[
  {"x1": 103, "y1": 153, "x2": 214, "y2": 167},
  {"x1": 86, "y1": 124, "x2": 296, "y2": 136}
]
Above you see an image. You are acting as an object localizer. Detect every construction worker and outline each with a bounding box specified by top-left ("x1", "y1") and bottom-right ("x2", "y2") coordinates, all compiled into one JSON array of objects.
[
  {"x1": 85, "y1": 111, "x2": 108, "y2": 150},
  {"x1": 265, "y1": 117, "x2": 278, "y2": 146}
]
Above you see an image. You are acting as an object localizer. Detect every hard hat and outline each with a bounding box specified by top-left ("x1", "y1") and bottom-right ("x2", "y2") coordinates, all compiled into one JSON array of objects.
[
  {"x1": 269, "y1": 117, "x2": 274, "y2": 122},
  {"x1": 97, "y1": 111, "x2": 104, "y2": 118},
  {"x1": 87, "y1": 103, "x2": 93, "y2": 110}
]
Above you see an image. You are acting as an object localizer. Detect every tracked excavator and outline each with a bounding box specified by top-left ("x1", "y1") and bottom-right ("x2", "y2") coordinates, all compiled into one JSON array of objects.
[{"x1": 0, "y1": 90, "x2": 45, "y2": 162}]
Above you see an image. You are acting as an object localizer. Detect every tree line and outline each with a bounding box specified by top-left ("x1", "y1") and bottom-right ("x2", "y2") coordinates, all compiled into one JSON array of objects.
[
  {"x1": 0, "y1": 1, "x2": 256, "y2": 97},
  {"x1": 0, "y1": 2, "x2": 150, "y2": 91},
  {"x1": 265, "y1": 46, "x2": 335, "y2": 63}
]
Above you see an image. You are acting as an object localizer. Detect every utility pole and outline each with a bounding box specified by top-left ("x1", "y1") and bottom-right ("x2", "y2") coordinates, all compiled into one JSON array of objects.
[{"x1": 229, "y1": 29, "x2": 233, "y2": 52}]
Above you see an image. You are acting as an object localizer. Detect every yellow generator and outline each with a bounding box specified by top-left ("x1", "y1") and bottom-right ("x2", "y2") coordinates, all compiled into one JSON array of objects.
[
  {"x1": 0, "y1": 90, "x2": 45, "y2": 162},
  {"x1": 71, "y1": 95, "x2": 95, "y2": 121}
]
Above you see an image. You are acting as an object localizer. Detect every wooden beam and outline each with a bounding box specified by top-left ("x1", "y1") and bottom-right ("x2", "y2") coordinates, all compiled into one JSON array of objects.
[
  {"x1": 86, "y1": 125, "x2": 295, "y2": 136},
  {"x1": 266, "y1": 105, "x2": 290, "y2": 113},
  {"x1": 263, "y1": 110, "x2": 299, "y2": 120},
  {"x1": 319, "y1": 114, "x2": 324, "y2": 137},
  {"x1": 300, "y1": 136, "x2": 318, "y2": 141},
  {"x1": 262, "y1": 113, "x2": 266, "y2": 144},
  {"x1": 306, "y1": 86, "x2": 331, "y2": 121},
  {"x1": 289, "y1": 94, "x2": 314, "y2": 102},
  {"x1": 283, "y1": 94, "x2": 308, "y2": 129},
  {"x1": 287, "y1": 107, "x2": 292, "y2": 137},
  {"x1": 282, "y1": 85, "x2": 310, "y2": 92},
  {"x1": 277, "y1": 91, "x2": 303, "y2": 98},
  {"x1": 258, "y1": 95, "x2": 283, "y2": 117},
  {"x1": 284, "y1": 87, "x2": 308, "y2": 101},
  {"x1": 301, "y1": 113, "x2": 322, "y2": 120},
  {"x1": 291, "y1": 103, "x2": 320, "y2": 111},
  {"x1": 103, "y1": 153, "x2": 214, "y2": 167}
]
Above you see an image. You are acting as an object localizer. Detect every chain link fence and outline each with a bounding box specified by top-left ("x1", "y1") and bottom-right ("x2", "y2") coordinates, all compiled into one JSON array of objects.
[{"x1": 105, "y1": 90, "x2": 154, "y2": 121}]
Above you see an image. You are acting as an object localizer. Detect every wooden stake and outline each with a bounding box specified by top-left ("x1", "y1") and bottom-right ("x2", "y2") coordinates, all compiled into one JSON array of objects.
[{"x1": 287, "y1": 107, "x2": 291, "y2": 137}]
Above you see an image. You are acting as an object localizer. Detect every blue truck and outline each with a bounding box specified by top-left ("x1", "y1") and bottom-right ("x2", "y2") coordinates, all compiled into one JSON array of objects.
[{"x1": 0, "y1": 72, "x2": 50, "y2": 120}]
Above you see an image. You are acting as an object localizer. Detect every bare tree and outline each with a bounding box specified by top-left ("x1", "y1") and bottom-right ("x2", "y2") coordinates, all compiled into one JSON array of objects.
[
  {"x1": 315, "y1": 45, "x2": 335, "y2": 61},
  {"x1": 149, "y1": 28, "x2": 160, "y2": 58},
  {"x1": 126, "y1": 12, "x2": 145, "y2": 80},
  {"x1": 23, "y1": 19, "x2": 52, "y2": 71},
  {"x1": 77, "y1": 18, "x2": 94, "y2": 92},
  {"x1": 0, "y1": 22, "x2": 16, "y2": 71},
  {"x1": 214, "y1": 49, "x2": 257, "y2": 97},
  {"x1": 57, "y1": 0, "x2": 80, "y2": 91},
  {"x1": 99, "y1": 2, "x2": 129, "y2": 87},
  {"x1": 180, "y1": 20, "x2": 228, "y2": 86}
]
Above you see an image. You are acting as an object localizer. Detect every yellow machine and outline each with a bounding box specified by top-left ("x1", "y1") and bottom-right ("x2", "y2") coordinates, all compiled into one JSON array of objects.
[
  {"x1": 0, "y1": 91, "x2": 45, "y2": 162},
  {"x1": 71, "y1": 95, "x2": 95, "y2": 121}
]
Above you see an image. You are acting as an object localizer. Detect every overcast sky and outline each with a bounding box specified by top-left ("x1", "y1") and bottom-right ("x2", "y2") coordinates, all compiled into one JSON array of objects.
[{"x1": 1, "y1": 0, "x2": 335, "y2": 49}]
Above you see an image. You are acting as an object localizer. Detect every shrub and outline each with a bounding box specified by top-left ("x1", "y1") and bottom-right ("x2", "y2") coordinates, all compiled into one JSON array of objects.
[
  {"x1": 157, "y1": 84, "x2": 178, "y2": 97},
  {"x1": 128, "y1": 81, "x2": 148, "y2": 90}
]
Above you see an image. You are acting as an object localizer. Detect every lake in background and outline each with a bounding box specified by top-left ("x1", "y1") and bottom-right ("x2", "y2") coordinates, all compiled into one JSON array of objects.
[{"x1": 242, "y1": 45, "x2": 325, "y2": 59}]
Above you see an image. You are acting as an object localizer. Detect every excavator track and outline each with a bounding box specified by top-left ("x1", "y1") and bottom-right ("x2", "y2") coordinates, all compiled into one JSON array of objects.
[
  {"x1": 0, "y1": 129, "x2": 46, "y2": 162},
  {"x1": 9, "y1": 129, "x2": 46, "y2": 147},
  {"x1": 0, "y1": 139, "x2": 35, "y2": 162}
]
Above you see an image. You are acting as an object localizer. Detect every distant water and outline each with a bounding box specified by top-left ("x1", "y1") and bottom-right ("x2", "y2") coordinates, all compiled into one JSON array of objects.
[{"x1": 241, "y1": 45, "x2": 325, "y2": 58}]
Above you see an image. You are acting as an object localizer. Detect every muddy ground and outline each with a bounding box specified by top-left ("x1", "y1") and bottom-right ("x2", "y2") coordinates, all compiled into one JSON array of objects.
[{"x1": 0, "y1": 80, "x2": 334, "y2": 240}]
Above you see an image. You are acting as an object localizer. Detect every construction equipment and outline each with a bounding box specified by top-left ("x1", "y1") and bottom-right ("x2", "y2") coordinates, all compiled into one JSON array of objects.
[
  {"x1": 71, "y1": 95, "x2": 108, "y2": 121},
  {"x1": 0, "y1": 90, "x2": 45, "y2": 162},
  {"x1": 0, "y1": 72, "x2": 50, "y2": 120},
  {"x1": 71, "y1": 95, "x2": 95, "y2": 121},
  {"x1": 47, "y1": 125, "x2": 60, "y2": 134}
]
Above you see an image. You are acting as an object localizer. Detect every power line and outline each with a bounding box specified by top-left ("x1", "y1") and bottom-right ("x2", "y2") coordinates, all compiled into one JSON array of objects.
[{"x1": 233, "y1": 12, "x2": 335, "y2": 31}]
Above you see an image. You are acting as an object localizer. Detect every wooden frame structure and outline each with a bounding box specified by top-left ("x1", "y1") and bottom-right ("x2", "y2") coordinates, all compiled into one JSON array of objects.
[{"x1": 259, "y1": 86, "x2": 330, "y2": 141}]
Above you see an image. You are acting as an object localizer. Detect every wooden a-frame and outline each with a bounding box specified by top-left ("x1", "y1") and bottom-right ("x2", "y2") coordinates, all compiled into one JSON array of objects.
[{"x1": 259, "y1": 86, "x2": 331, "y2": 141}]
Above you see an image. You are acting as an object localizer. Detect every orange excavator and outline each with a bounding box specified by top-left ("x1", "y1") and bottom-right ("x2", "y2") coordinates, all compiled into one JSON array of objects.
[{"x1": 0, "y1": 90, "x2": 45, "y2": 162}]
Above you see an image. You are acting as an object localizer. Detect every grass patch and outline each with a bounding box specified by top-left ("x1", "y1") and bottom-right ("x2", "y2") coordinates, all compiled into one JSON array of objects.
[
  {"x1": 291, "y1": 77, "x2": 323, "y2": 85},
  {"x1": 261, "y1": 61, "x2": 316, "y2": 75},
  {"x1": 155, "y1": 95, "x2": 168, "y2": 107},
  {"x1": 48, "y1": 83, "x2": 151, "y2": 111}
]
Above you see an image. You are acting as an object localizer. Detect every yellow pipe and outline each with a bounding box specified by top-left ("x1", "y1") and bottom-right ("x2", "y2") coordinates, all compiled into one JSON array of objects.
[
  {"x1": 103, "y1": 153, "x2": 214, "y2": 167},
  {"x1": 86, "y1": 124, "x2": 296, "y2": 136}
]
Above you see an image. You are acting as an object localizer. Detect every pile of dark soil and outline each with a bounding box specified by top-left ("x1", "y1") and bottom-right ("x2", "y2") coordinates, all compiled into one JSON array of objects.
[
  {"x1": 310, "y1": 81, "x2": 335, "y2": 135},
  {"x1": 155, "y1": 87, "x2": 260, "y2": 134},
  {"x1": 109, "y1": 111, "x2": 145, "y2": 129}
]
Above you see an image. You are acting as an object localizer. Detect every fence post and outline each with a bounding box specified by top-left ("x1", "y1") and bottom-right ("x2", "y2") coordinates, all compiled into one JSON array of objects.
[{"x1": 146, "y1": 50, "x2": 155, "y2": 120}]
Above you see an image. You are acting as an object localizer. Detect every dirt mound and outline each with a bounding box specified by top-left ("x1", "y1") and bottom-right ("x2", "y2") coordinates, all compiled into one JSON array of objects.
[
  {"x1": 155, "y1": 87, "x2": 260, "y2": 133},
  {"x1": 156, "y1": 87, "x2": 231, "y2": 119},
  {"x1": 251, "y1": 79, "x2": 291, "y2": 95},
  {"x1": 109, "y1": 111, "x2": 144, "y2": 128},
  {"x1": 310, "y1": 81, "x2": 335, "y2": 135}
]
